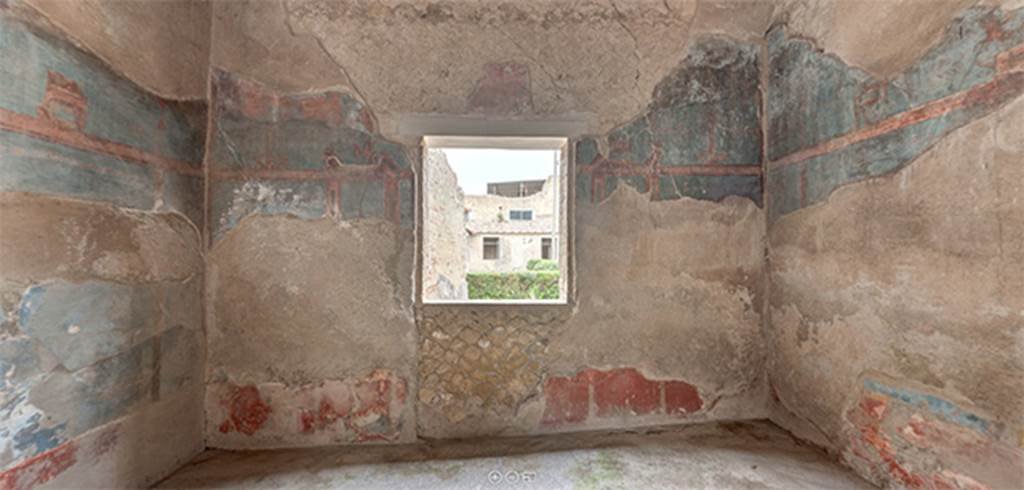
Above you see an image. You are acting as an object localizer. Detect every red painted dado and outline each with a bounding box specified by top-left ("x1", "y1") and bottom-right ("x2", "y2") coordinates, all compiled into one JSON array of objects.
[
  {"x1": 541, "y1": 375, "x2": 590, "y2": 425},
  {"x1": 664, "y1": 380, "x2": 703, "y2": 415},
  {"x1": 213, "y1": 371, "x2": 407, "y2": 443},
  {"x1": 541, "y1": 368, "x2": 704, "y2": 426},
  {"x1": 0, "y1": 442, "x2": 78, "y2": 490},
  {"x1": 846, "y1": 395, "x2": 924, "y2": 488},
  {"x1": 592, "y1": 368, "x2": 661, "y2": 417},
  {"x1": 218, "y1": 385, "x2": 273, "y2": 435},
  {"x1": 844, "y1": 392, "x2": 1019, "y2": 490},
  {"x1": 298, "y1": 370, "x2": 408, "y2": 442},
  {"x1": 299, "y1": 395, "x2": 354, "y2": 434}
]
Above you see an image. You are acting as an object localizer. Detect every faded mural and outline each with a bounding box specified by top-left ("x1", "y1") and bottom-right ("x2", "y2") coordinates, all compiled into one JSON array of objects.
[
  {"x1": 0, "y1": 1, "x2": 208, "y2": 488},
  {"x1": 0, "y1": 1, "x2": 1021, "y2": 489}
]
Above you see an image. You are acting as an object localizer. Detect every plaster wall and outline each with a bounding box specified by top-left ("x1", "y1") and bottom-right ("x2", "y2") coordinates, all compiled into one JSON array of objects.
[
  {"x1": 0, "y1": 2, "x2": 208, "y2": 488},
  {"x1": 465, "y1": 233, "x2": 554, "y2": 274},
  {"x1": 21, "y1": 0, "x2": 211, "y2": 100},
  {"x1": 3, "y1": 4, "x2": 1021, "y2": 490},
  {"x1": 210, "y1": 0, "x2": 776, "y2": 143},
  {"x1": 765, "y1": 4, "x2": 1024, "y2": 488},
  {"x1": 422, "y1": 149, "x2": 468, "y2": 301},
  {"x1": 204, "y1": 1, "x2": 770, "y2": 446},
  {"x1": 203, "y1": 70, "x2": 418, "y2": 448}
]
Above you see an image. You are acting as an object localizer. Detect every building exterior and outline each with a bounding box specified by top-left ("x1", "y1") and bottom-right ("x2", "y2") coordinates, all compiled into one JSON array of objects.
[
  {"x1": 486, "y1": 179, "x2": 546, "y2": 197},
  {"x1": 421, "y1": 150, "x2": 468, "y2": 300},
  {"x1": 464, "y1": 176, "x2": 558, "y2": 273}
]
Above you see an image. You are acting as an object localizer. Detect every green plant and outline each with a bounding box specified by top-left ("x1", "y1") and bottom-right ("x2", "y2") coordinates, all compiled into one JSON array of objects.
[
  {"x1": 526, "y1": 259, "x2": 558, "y2": 271},
  {"x1": 466, "y1": 271, "x2": 560, "y2": 300}
]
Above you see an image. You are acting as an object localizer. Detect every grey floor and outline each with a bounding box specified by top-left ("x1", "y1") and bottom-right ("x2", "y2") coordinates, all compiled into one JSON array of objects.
[{"x1": 156, "y1": 421, "x2": 872, "y2": 489}]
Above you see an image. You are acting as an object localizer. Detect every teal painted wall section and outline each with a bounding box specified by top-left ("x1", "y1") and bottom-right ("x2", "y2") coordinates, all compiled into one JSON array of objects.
[
  {"x1": 766, "y1": 6, "x2": 1024, "y2": 220},
  {"x1": 0, "y1": 6, "x2": 206, "y2": 482},
  {"x1": 573, "y1": 36, "x2": 763, "y2": 207},
  {"x1": 0, "y1": 12, "x2": 206, "y2": 226},
  {"x1": 207, "y1": 69, "x2": 414, "y2": 242}
]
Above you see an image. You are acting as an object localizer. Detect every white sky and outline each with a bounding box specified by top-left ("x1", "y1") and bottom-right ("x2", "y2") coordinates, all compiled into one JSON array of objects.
[{"x1": 442, "y1": 148, "x2": 556, "y2": 195}]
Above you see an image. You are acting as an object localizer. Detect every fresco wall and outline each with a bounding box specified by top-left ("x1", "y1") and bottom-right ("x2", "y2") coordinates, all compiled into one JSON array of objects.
[
  {"x1": 204, "y1": 0, "x2": 771, "y2": 446},
  {"x1": 0, "y1": 2, "x2": 208, "y2": 488},
  {"x1": 765, "y1": 5, "x2": 1024, "y2": 488},
  {"x1": 4, "y1": 3, "x2": 1021, "y2": 489},
  {"x1": 203, "y1": 70, "x2": 418, "y2": 448}
]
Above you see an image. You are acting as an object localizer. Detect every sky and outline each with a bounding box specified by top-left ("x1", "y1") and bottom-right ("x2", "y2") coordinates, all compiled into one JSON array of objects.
[{"x1": 442, "y1": 148, "x2": 556, "y2": 195}]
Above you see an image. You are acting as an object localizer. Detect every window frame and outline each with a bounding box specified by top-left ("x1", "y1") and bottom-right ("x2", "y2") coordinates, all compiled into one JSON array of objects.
[
  {"x1": 482, "y1": 237, "x2": 500, "y2": 260},
  {"x1": 509, "y1": 209, "x2": 533, "y2": 221},
  {"x1": 417, "y1": 135, "x2": 574, "y2": 306},
  {"x1": 541, "y1": 237, "x2": 552, "y2": 260}
]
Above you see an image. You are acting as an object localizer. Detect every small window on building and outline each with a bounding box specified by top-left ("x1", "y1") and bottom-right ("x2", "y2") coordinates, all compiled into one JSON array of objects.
[
  {"x1": 483, "y1": 237, "x2": 499, "y2": 260},
  {"x1": 541, "y1": 238, "x2": 552, "y2": 260},
  {"x1": 509, "y1": 209, "x2": 533, "y2": 221}
]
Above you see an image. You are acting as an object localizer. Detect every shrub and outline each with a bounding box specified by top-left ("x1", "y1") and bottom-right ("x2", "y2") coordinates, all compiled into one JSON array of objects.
[
  {"x1": 526, "y1": 259, "x2": 558, "y2": 271},
  {"x1": 466, "y1": 271, "x2": 560, "y2": 300}
]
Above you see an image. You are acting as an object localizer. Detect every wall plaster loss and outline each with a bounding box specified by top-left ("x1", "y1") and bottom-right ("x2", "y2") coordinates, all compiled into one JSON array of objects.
[{"x1": 0, "y1": 1, "x2": 1022, "y2": 489}]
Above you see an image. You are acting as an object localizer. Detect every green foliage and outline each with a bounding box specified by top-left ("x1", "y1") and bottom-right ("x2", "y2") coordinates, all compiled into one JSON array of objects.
[
  {"x1": 526, "y1": 259, "x2": 558, "y2": 271},
  {"x1": 466, "y1": 271, "x2": 560, "y2": 300}
]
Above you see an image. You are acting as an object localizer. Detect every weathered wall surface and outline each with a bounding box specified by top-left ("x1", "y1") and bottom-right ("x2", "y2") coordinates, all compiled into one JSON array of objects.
[
  {"x1": 0, "y1": 3, "x2": 207, "y2": 488},
  {"x1": 417, "y1": 189, "x2": 766, "y2": 438},
  {"x1": 206, "y1": 0, "x2": 771, "y2": 445},
  {"x1": 464, "y1": 178, "x2": 556, "y2": 223},
  {"x1": 204, "y1": 70, "x2": 418, "y2": 448},
  {"x1": 417, "y1": 36, "x2": 768, "y2": 438},
  {"x1": 0, "y1": 5, "x2": 206, "y2": 226},
  {"x1": 422, "y1": 149, "x2": 467, "y2": 301},
  {"x1": 21, "y1": 0, "x2": 211, "y2": 100},
  {"x1": 211, "y1": 0, "x2": 775, "y2": 143},
  {"x1": 574, "y1": 36, "x2": 763, "y2": 205},
  {"x1": 765, "y1": 5, "x2": 1024, "y2": 488}
]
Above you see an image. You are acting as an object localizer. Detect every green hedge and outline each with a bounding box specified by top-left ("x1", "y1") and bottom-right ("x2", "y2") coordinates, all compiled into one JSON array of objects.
[
  {"x1": 467, "y1": 271, "x2": 560, "y2": 300},
  {"x1": 526, "y1": 259, "x2": 558, "y2": 271}
]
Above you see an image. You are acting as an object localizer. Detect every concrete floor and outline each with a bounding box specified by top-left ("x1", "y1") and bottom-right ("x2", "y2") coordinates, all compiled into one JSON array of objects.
[{"x1": 156, "y1": 421, "x2": 872, "y2": 489}]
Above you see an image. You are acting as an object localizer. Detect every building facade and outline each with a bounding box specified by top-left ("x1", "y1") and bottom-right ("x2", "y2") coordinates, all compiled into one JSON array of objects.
[{"x1": 464, "y1": 176, "x2": 558, "y2": 273}]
